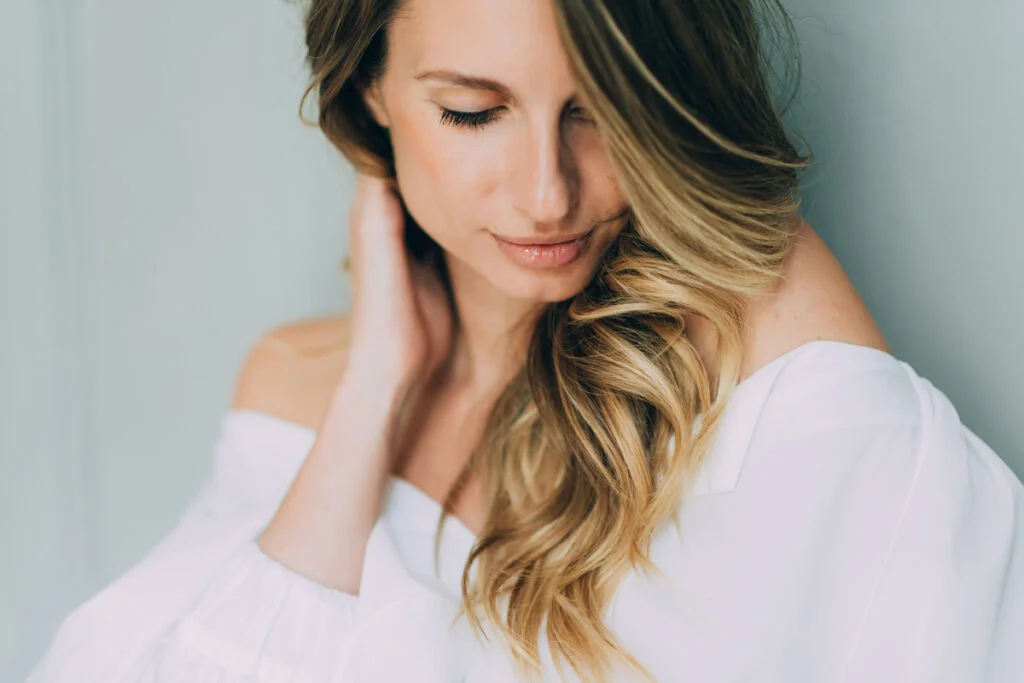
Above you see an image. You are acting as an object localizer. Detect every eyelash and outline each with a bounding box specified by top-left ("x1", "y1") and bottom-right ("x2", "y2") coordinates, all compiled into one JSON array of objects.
[
  {"x1": 437, "y1": 106, "x2": 592, "y2": 130},
  {"x1": 438, "y1": 107, "x2": 500, "y2": 130}
]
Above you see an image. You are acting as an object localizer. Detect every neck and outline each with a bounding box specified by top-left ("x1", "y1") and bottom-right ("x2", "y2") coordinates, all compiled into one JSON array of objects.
[{"x1": 442, "y1": 255, "x2": 545, "y2": 396}]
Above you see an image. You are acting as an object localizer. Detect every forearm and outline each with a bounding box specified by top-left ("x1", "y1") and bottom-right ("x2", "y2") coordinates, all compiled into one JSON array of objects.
[{"x1": 257, "y1": 368, "x2": 403, "y2": 594}]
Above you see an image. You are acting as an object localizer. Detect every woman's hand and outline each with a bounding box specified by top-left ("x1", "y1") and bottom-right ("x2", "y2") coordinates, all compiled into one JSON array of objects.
[{"x1": 345, "y1": 172, "x2": 454, "y2": 398}]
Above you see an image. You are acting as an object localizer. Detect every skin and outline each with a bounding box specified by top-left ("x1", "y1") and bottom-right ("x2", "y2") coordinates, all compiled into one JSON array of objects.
[{"x1": 244, "y1": 0, "x2": 889, "y2": 591}]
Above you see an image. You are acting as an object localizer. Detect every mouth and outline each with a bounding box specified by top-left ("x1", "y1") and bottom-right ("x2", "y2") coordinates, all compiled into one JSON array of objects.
[{"x1": 491, "y1": 228, "x2": 595, "y2": 270}]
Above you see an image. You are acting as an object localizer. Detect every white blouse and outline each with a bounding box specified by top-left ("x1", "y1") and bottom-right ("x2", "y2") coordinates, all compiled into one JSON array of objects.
[{"x1": 27, "y1": 340, "x2": 1024, "y2": 683}]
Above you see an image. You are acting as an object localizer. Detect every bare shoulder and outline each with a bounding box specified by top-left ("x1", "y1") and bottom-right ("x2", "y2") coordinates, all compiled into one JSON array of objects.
[
  {"x1": 740, "y1": 216, "x2": 890, "y2": 379},
  {"x1": 230, "y1": 314, "x2": 352, "y2": 431}
]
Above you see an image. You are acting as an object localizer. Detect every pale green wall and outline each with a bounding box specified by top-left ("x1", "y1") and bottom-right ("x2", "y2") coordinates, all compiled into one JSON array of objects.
[
  {"x1": 2, "y1": 1, "x2": 351, "y2": 679},
  {"x1": 781, "y1": 0, "x2": 1022, "y2": 471}
]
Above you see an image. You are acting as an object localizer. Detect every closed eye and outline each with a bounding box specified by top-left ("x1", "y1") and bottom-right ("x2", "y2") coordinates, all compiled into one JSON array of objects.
[
  {"x1": 569, "y1": 106, "x2": 593, "y2": 122},
  {"x1": 438, "y1": 105, "x2": 595, "y2": 131},
  {"x1": 438, "y1": 106, "x2": 503, "y2": 130}
]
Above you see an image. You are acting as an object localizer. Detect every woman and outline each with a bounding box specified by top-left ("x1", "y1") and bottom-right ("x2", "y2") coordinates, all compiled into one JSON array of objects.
[{"x1": 28, "y1": 0, "x2": 1023, "y2": 681}]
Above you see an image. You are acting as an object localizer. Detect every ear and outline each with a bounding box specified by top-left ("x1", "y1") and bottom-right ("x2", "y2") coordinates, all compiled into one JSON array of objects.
[{"x1": 360, "y1": 81, "x2": 391, "y2": 129}]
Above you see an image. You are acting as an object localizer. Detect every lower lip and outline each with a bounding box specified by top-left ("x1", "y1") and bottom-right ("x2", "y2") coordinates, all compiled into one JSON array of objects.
[{"x1": 492, "y1": 230, "x2": 592, "y2": 270}]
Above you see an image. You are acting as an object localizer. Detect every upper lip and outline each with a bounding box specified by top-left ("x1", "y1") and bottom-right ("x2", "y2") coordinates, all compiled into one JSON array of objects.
[{"x1": 493, "y1": 228, "x2": 592, "y2": 246}]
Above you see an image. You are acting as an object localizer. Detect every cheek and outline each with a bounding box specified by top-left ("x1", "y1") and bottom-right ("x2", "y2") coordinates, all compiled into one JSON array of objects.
[{"x1": 389, "y1": 116, "x2": 497, "y2": 248}]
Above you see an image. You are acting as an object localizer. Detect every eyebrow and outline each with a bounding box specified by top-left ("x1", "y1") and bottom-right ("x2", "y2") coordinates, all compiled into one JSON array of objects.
[{"x1": 414, "y1": 69, "x2": 515, "y2": 100}]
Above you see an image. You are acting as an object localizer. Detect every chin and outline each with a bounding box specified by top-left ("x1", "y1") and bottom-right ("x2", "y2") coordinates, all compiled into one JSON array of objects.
[{"x1": 490, "y1": 262, "x2": 599, "y2": 303}]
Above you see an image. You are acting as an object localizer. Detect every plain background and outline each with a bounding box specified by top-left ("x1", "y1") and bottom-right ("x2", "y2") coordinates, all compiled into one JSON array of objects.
[{"x1": 1, "y1": 0, "x2": 1021, "y2": 679}]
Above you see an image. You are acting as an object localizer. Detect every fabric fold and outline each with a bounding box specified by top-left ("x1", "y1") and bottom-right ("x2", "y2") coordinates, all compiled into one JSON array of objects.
[{"x1": 138, "y1": 523, "x2": 466, "y2": 683}]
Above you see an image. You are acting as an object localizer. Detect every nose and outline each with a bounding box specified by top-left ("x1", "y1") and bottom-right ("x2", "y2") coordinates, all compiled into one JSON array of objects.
[{"x1": 509, "y1": 121, "x2": 576, "y2": 230}]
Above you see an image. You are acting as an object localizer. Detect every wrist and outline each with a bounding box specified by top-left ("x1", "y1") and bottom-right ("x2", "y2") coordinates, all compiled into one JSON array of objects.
[
  {"x1": 344, "y1": 342, "x2": 422, "y2": 396},
  {"x1": 337, "y1": 367, "x2": 402, "y2": 406},
  {"x1": 321, "y1": 370, "x2": 405, "y2": 466}
]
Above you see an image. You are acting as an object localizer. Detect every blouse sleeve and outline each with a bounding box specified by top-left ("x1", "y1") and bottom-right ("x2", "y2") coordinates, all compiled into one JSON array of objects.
[
  {"x1": 837, "y1": 377, "x2": 1024, "y2": 683},
  {"x1": 25, "y1": 411, "x2": 464, "y2": 683}
]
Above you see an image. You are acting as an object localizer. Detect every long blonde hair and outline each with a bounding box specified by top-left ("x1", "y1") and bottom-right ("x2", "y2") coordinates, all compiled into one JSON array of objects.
[{"x1": 296, "y1": 0, "x2": 811, "y2": 680}]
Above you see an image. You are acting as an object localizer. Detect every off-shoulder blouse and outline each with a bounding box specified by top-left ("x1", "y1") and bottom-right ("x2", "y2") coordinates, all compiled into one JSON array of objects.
[{"x1": 27, "y1": 341, "x2": 1024, "y2": 682}]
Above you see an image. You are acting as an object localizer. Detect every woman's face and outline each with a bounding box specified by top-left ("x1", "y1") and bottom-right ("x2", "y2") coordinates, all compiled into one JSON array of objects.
[{"x1": 363, "y1": 0, "x2": 631, "y2": 303}]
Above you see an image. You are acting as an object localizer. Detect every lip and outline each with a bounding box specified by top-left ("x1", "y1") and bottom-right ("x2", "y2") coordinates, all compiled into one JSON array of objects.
[
  {"x1": 491, "y1": 228, "x2": 594, "y2": 270},
  {"x1": 492, "y1": 230, "x2": 593, "y2": 246}
]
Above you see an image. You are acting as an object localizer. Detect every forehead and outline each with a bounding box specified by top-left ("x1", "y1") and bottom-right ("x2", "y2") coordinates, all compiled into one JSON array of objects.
[{"x1": 389, "y1": 0, "x2": 577, "y2": 99}]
